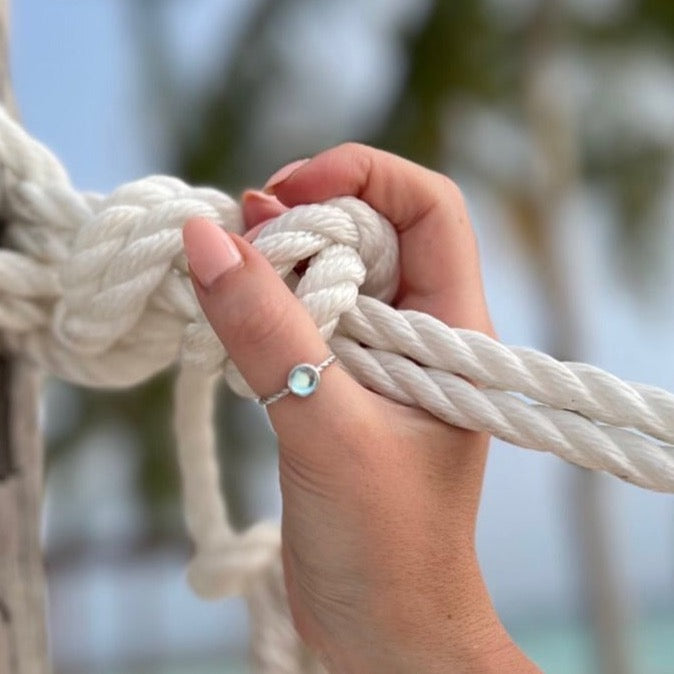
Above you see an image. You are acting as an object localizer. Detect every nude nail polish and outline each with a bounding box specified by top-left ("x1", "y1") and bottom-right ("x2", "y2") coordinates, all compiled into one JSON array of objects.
[{"x1": 183, "y1": 218, "x2": 243, "y2": 289}]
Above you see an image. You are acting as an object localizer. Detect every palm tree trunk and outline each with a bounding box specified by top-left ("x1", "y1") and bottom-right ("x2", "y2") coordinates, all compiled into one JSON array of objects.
[
  {"x1": 0, "y1": 1, "x2": 51, "y2": 671},
  {"x1": 524, "y1": 4, "x2": 634, "y2": 673}
]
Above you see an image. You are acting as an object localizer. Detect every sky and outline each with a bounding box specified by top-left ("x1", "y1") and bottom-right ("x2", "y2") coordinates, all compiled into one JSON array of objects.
[{"x1": 9, "y1": 0, "x2": 674, "y2": 670}]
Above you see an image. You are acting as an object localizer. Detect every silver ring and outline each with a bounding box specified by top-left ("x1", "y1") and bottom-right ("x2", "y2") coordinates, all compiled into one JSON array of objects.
[{"x1": 257, "y1": 354, "x2": 337, "y2": 407}]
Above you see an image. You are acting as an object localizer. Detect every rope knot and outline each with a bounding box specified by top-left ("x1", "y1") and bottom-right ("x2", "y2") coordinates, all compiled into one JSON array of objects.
[
  {"x1": 52, "y1": 176, "x2": 241, "y2": 358},
  {"x1": 207, "y1": 196, "x2": 400, "y2": 398},
  {"x1": 46, "y1": 181, "x2": 399, "y2": 394}
]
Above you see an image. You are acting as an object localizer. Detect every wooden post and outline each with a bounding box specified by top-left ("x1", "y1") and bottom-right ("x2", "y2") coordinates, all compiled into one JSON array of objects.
[{"x1": 0, "y1": 1, "x2": 51, "y2": 672}]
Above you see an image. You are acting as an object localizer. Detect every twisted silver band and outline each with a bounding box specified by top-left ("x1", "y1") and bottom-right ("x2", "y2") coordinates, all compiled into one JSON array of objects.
[{"x1": 257, "y1": 354, "x2": 337, "y2": 406}]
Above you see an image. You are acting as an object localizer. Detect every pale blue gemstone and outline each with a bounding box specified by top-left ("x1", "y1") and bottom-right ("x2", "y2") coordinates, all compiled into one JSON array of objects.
[{"x1": 287, "y1": 364, "x2": 320, "y2": 397}]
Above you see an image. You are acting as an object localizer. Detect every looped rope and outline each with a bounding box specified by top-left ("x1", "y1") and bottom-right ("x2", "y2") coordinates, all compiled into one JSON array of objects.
[{"x1": 1, "y1": 104, "x2": 673, "y2": 673}]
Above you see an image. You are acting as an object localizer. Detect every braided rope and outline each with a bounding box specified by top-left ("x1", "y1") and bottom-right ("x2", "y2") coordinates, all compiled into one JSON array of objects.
[{"x1": 1, "y1": 105, "x2": 673, "y2": 670}]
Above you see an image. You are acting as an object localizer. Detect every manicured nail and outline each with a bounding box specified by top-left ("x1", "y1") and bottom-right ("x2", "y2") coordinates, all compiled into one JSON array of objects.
[
  {"x1": 242, "y1": 189, "x2": 282, "y2": 209},
  {"x1": 183, "y1": 217, "x2": 243, "y2": 289},
  {"x1": 263, "y1": 158, "x2": 310, "y2": 193}
]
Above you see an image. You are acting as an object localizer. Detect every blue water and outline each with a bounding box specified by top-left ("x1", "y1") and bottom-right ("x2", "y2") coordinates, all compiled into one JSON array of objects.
[
  {"x1": 106, "y1": 616, "x2": 673, "y2": 674},
  {"x1": 512, "y1": 616, "x2": 674, "y2": 674}
]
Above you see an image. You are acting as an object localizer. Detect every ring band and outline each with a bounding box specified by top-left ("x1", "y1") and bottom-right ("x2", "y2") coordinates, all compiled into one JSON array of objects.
[{"x1": 257, "y1": 354, "x2": 337, "y2": 407}]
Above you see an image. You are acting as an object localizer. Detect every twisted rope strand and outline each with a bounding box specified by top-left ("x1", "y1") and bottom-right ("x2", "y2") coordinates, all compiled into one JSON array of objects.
[
  {"x1": 340, "y1": 296, "x2": 674, "y2": 445},
  {"x1": 329, "y1": 337, "x2": 674, "y2": 491}
]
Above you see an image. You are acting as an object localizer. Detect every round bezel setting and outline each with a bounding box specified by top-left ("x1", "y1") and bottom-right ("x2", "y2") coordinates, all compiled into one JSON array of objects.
[{"x1": 287, "y1": 363, "x2": 320, "y2": 397}]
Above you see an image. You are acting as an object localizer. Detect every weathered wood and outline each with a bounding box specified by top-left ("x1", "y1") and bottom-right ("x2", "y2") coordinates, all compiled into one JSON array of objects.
[
  {"x1": 0, "y1": 1, "x2": 51, "y2": 672},
  {"x1": 0, "y1": 363, "x2": 49, "y2": 674}
]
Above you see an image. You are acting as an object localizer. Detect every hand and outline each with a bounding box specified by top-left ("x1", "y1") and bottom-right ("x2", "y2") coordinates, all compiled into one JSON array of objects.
[{"x1": 183, "y1": 144, "x2": 539, "y2": 673}]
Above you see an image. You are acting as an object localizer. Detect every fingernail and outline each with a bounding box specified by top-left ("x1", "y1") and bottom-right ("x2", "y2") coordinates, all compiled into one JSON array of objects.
[
  {"x1": 242, "y1": 189, "x2": 281, "y2": 208},
  {"x1": 183, "y1": 218, "x2": 243, "y2": 289},
  {"x1": 243, "y1": 222, "x2": 266, "y2": 242},
  {"x1": 263, "y1": 158, "x2": 310, "y2": 193}
]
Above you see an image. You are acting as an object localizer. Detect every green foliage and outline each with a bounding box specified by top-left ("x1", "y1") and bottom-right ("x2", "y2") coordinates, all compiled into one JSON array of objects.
[
  {"x1": 636, "y1": 0, "x2": 674, "y2": 38},
  {"x1": 373, "y1": 1, "x2": 506, "y2": 163}
]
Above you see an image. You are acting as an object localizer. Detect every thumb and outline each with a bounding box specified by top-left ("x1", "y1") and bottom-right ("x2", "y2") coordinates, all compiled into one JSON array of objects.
[{"x1": 182, "y1": 217, "x2": 369, "y2": 443}]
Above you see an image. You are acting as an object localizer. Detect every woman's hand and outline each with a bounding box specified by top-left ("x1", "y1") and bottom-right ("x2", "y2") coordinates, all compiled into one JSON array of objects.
[{"x1": 183, "y1": 144, "x2": 539, "y2": 673}]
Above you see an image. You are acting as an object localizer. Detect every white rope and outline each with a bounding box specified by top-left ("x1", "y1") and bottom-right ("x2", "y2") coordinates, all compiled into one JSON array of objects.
[{"x1": 1, "y1": 104, "x2": 673, "y2": 670}]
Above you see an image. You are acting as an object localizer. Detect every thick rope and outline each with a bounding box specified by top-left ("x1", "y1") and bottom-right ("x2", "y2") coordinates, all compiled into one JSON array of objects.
[{"x1": 1, "y1": 105, "x2": 673, "y2": 670}]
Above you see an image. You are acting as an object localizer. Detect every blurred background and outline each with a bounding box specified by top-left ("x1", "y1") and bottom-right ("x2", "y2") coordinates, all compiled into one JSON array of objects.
[{"x1": 10, "y1": 0, "x2": 674, "y2": 672}]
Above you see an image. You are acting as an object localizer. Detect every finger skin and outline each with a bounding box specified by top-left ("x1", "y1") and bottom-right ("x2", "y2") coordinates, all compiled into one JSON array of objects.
[{"x1": 241, "y1": 189, "x2": 287, "y2": 231}]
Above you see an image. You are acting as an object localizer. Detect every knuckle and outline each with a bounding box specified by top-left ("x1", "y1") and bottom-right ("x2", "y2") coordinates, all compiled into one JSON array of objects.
[
  {"x1": 336, "y1": 140, "x2": 368, "y2": 156},
  {"x1": 335, "y1": 142, "x2": 374, "y2": 180},
  {"x1": 436, "y1": 174, "x2": 477, "y2": 241},
  {"x1": 437, "y1": 174, "x2": 466, "y2": 210}
]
